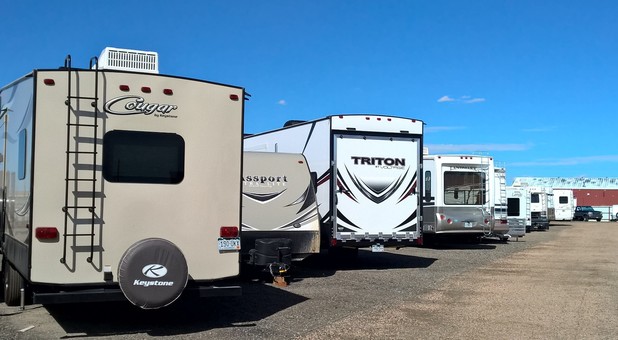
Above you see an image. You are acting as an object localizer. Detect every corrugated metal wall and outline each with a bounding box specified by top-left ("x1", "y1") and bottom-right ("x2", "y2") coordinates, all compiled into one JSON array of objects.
[{"x1": 572, "y1": 189, "x2": 618, "y2": 206}]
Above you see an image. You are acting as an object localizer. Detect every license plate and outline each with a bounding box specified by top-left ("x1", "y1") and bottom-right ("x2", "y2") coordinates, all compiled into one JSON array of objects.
[
  {"x1": 218, "y1": 238, "x2": 241, "y2": 251},
  {"x1": 464, "y1": 222, "x2": 473, "y2": 228},
  {"x1": 371, "y1": 244, "x2": 385, "y2": 252}
]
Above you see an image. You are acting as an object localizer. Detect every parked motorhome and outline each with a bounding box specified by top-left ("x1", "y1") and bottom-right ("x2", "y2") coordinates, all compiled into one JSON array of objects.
[
  {"x1": 244, "y1": 115, "x2": 424, "y2": 252},
  {"x1": 488, "y1": 166, "x2": 510, "y2": 241},
  {"x1": 422, "y1": 154, "x2": 492, "y2": 242},
  {"x1": 552, "y1": 189, "x2": 574, "y2": 221},
  {"x1": 0, "y1": 48, "x2": 245, "y2": 309},
  {"x1": 506, "y1": 187, "x2": 530, "y2": 238},
  {"x1": 241, "y1": 152, "x2": 320, "y2": 268},
  {"x1": 528, "y1": 186, "x2": 550, "y2": 231}
]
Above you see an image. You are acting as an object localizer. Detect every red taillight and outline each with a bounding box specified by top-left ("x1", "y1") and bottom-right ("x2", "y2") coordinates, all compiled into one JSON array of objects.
[
  {"x1": 220, "y1": 226, "x2": 239, "y2": 238},
  {"x1": 447, "y1": 218, "x2": 453, "y2": 224},
  {"x1": 35, "y1": 227, "x2": 59, "y2": 240},
  {"x1": 141, "y1": 86, "x2": 151, "y2": 93},
  {"x1": 43, "y1": 79, "x2": 55, "y2": 86},
  {"x1": 330, "y1": 238, "x2": 338, "y2": 246},
  {"x1": 119, "y1": 85, "x2": 130, "y2": 91},
  {"x1": 438, "y1": 214, "x2": 446, "y2": 220},
  {"x1": 163, "y1": 89, "x2": 173, "y2": 95}
]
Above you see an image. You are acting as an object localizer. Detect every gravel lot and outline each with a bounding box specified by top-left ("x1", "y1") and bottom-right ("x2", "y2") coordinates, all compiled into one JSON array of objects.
[{"x1": 1, "y1": 221, "x2": 617, "y2": 339}]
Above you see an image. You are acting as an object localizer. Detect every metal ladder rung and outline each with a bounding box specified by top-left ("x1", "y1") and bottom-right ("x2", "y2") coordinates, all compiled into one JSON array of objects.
[
  {"x1": 67, "y1": 123, "x2": 98, "y2": 128},
  {"x1": 66, "y1": 150, "x2": 97, "y2": 155},
  {"x1": 67, "y1": 95, "x2": 97, "y2": 100},
  {"x1": 65, "y1": 178, "x2": 96, "y2": 182},
  {"x1": 63, "y1": 233, "x2": 96, "y2": 237}
]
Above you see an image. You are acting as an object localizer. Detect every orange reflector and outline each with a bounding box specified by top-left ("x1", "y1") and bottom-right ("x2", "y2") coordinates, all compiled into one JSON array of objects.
[
  {"x1": 44, "y1": 79, "x2": 55, "y2": 86},
  {"x1": 229, "y1": 94, "x2": 239, "y2": 101},
  {"x1": 220, "y1": 226, "x2": 239, "y2": 238},
  {"x1": 35, "y1": 227, "x2": 59, "y2": 240}
]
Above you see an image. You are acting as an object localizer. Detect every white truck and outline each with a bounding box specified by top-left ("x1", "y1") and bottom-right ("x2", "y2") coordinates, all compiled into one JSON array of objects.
[
  {"x1": 0, "y1": 48, "x2": 245, "y2": 309},
  {"x1": 244, "y1": 115, "x2": 424, "y2": 252},
  {"x1": 422, "y1": 154, "x2": 492, "y2": 242},
  {"x1": 506, "y1": 186, "x2": 531, "y2": 238},
  {"x1": 241, "y1": 152, "x2": 320, "y2": 270}
]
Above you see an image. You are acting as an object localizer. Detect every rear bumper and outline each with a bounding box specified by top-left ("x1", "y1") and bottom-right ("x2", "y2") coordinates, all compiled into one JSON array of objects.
[{"x1": 32, "y1": 283, "x2": 241, "y2": 305}]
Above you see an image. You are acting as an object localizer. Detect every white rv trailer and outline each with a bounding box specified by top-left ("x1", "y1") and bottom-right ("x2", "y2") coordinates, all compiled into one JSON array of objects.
[
  {"x1": 241, "y1": 152, "x2": 320, "y2": 266},
  {"x1": 552, "y1": 189, "x2": 574, "y2": 221},
  {"x1": 244, "y1": 115, "x2": 424, "y2": 251},
  {"x1": 528, "y1": 186, "x2": 550, "y2": 231},
  {"x1": 422, "y1": 154, "x2": 492, "y2": 241},
  {"x1": 488, "y1": 166, "x2": 510, "y2": 241},
  {"x1": 0, "y1": 48, "x2": 245, "y2": 308},
  {"x1": 506, "y1": 186, "x2": 530, "y2": 238}
]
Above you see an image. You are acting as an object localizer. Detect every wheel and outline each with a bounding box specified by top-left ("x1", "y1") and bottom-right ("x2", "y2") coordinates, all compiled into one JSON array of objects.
[
  {"x1": 583, "y1": 216, "x2": 589, "y2": 222},
  {"x1": 596, "y1": 218, "x2": 601, "y2": 222},
  {"x1": 3, "y1": 260, "x2": 24, "y2": 306}
]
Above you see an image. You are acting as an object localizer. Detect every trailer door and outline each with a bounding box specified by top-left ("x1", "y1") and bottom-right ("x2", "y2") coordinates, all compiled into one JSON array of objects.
[{"x1": 333, "y1": 133, "x2": 421, "y2": 242}]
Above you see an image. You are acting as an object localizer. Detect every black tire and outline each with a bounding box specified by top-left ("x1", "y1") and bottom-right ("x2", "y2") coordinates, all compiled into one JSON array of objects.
[
  {"x1": 583, "y1": 216, "x2": 589, "y2": 222},
  {"x1": 3, "y1": 261, "x2": 24, "y2": 307},
  {"x1": 596, "y1": 218, "x2": 601, "y2": 222}
]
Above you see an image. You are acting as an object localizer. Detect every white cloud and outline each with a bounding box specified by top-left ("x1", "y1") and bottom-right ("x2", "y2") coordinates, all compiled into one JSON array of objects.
[
  {"x1": 277, "y1": 99, "x2": 287, "y2": 106},
  {"x1": 437, "y1": 95, "x2": 485, "y2": 104},
  {"x1": 463, "y1": 97, "x2": 486, "y2": 104},
  {"x1": 437, "y1": 95, "x2": 455, "y2": 103},
  {"x1": 425, "y1": 143, "x2": 531, "y2": 153}
]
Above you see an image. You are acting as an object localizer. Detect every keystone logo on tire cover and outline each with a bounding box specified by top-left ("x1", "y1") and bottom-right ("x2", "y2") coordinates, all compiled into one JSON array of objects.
[{"x1": 142, "y1": 264, "x2": 168, "y2": 278}]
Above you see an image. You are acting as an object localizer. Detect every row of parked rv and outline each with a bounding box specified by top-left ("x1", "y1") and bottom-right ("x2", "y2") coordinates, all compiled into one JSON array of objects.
[{"x1": 0, "y1": 48, "x2": 568, "y2": 310}]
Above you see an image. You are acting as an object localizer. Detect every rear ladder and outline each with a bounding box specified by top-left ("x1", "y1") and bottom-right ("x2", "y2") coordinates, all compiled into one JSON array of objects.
[{"x1": 60, "y1": 55, "x2": 102, "y2": 265}]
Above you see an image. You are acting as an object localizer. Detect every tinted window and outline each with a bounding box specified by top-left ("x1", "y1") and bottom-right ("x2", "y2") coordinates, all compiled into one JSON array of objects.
[
  {"x1": 424, "y1": 170, "x2": 431, "y2": 198},
  {"x1": 507, "y1": 198, "x2": 520, "y2": 216},
  {"x1": 559, "y1": 196, "x2": 568, "y2": 204},
  {"x1": 531, "y1": 193, "x2": 539, "y2": 203},
  {"x1": 444, "y1": 171, "x2": 486, "y2": 205},
  {"x1": 18, "y1": 129, "x2": 27, "y2": 180},
  {"x1": 103, "y1": 130, "x2": 185, "y2": 184}
]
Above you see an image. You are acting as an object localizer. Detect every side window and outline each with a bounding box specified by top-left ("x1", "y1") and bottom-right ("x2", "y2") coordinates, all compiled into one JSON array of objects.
[
  {"x1": 507, "y1": 198, "x2": 520, "y2": 216},
  {"x1": 559, "y1": 196, "x2": 568, "y2": 204},
  {"x1": 18, "y1": 129, "x2": 27, "y2": 180},
  {"x1": 424, "y1": 170, "x2": 431, "y2": 198},
  {"x1": 531, "y1": 193, "x2": 539, "y2": 203},
  {"x1": 103, "y1": 130, "x2": 185, "y2": 184}
]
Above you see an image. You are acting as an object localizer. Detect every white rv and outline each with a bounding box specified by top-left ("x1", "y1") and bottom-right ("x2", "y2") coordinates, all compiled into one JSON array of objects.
[
  {"x1": 528, "y1": 186, "x2": 550, "y2": 231},
  {"x1": 422, "y1": 154, "x2": 492, "y2": 242},
  {"x1": 241, "y1": 152, "x2": 320, "y2": 266},
  {"x1": 0, "y1": 48, "x2": 245, "y2": 309},
  {"x1": 552, "y1": 189, "x2": 574, "y2": 221},
  {"x1": 488, "y1": 166, "x2": 510, "y2": 241},
  {"x1": 506, "y1": 186, "x2": 530, "y2": 238},
  {"x1": 244, "y1": 115, "x2": 424, "y2": 251}
]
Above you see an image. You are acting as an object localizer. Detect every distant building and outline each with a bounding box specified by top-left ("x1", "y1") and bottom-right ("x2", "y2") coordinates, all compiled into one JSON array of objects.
[{"x1": 511, "y1": 177, "x2": 618, "y2": 206}]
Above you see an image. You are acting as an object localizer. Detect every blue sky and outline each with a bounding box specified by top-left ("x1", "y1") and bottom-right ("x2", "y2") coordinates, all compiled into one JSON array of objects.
[{"x1": 2, "y1": 1, "x2": 616, "y2": 184}]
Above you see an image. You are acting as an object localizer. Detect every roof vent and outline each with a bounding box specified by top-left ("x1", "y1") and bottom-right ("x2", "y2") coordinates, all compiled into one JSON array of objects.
[{"x1": 96, "y1": 47, "x2": 159, "y2": 74}]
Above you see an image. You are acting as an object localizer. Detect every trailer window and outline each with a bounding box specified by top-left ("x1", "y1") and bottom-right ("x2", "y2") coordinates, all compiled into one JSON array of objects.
[
  {"x1": 103, "y1": 130, "x2": 185, "y2": 184},
  {"x1": 507, "y1": 198, "x2": 520, "y2": 216},
  {"x1": 18, "y1": 129, "x2": 27, "y2": 180},
  {"x1": 531, "y1": 193, "x2": 539, "y2": 203},
  {"x1": 443, "y1": 171, "x2": 486, "y2": 205},
  {"x1": 559, "y1": 196, "x2": 568, "y2": 204},
  {"x1": 424, "y1": 171, "x2": 431, "y2": 198}
]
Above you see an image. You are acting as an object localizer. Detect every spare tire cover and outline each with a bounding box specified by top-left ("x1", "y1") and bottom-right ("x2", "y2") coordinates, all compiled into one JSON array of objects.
[{"x1": 118, "y1": 238, "x2": 189, "y2": 309}]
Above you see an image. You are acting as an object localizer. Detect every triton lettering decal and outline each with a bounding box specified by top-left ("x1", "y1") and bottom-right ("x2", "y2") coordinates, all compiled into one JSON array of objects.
[
  {"x1": 104, "y1": 95, "x2": 178, "y2": 117},
  {"x1": 351, "y1": 156, "x2": 405, "y2": 169}
]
